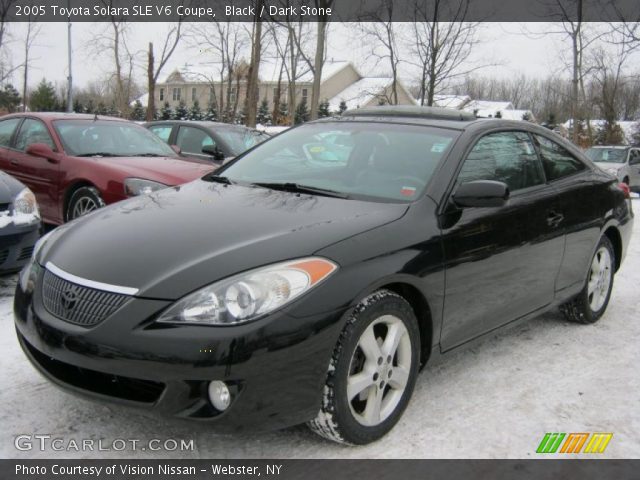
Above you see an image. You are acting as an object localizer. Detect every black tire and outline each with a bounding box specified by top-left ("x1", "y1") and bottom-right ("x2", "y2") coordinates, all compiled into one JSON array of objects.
[
  {"x1": 308, "y1": 289, "x2": 420, "y2": 445},
  {"x1": 66, "y1": 186, "x2": 105, "y2": 221},
  {"x1": 622, "y1": 177, "x2": 630, "y2": 185},
  {"x1": 560, "y1": 235, "x2": 615, "y2": 324}
]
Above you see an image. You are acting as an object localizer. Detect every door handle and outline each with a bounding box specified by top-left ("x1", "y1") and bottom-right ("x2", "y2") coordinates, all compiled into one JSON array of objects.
[
  {"x1": 10, "y1": 159, "x2": 18, "y2": 165},
  {"x1": 547, "y1": 211, "x2": 564, "y2": 227}
]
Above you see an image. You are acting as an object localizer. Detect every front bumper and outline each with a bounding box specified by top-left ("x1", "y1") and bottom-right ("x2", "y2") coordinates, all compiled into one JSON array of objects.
[
  {"x1": 0, "y1": 223, "x2": 41, "y2": 274},
  {"x1": 14, "y1": 266, "x2": 347, "y2": 432}
]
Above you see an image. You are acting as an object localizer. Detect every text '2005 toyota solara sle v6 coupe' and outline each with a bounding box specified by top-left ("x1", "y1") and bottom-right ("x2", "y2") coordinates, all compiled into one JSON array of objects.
[{"x1": 14, "y1": 107, "x2": 633, "y2": 445}]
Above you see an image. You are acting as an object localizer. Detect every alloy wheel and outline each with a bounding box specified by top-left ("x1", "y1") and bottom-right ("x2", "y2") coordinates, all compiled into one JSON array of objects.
[
  {"x1": 588, "y1": 246, "x2": 612, "y2": 312},
  {"x1": 347, "y1": 314, "x2": 412, "y2": 427},
  {"x1": 72, "y1": 197, "x2": 99, "y2": 219}
]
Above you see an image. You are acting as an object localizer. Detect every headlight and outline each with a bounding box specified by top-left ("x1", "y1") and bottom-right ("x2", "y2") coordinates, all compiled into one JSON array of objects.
[
  {"x1": 124, "y1": 178, "x2": 168, "y2": 196},
  {"x1": 605, "y1": 168, "x2": 620, "y2": 176},
  {"x1": 12, "y1": 188, "x2": 40, "y2": 225},
  {"x1": 157, "y1": 257, "x2": 338, "y2": 325}
]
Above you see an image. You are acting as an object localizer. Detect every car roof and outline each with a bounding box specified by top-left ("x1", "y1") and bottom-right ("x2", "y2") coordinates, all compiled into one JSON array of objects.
[
  {"x1": 146, "y1": 120, "x2": 253, "y2": 131},
  {"x1": 1, "y1": 112, "x2": 132, "y2": 122}
]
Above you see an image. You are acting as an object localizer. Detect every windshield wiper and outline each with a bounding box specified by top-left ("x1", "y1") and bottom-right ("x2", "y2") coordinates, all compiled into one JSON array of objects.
[
  {"x1": 131, "y1": 153, "x2": 163, "y2": 157},
  {"x1": 251, "y1": 182, "x2": 350, "y2": 199},
  {"x1": 203, "y1": 174, "x2": 235, "y2": 185},
  {"x1": 76, "y1": 152, "x2": 119, "y2": 157}
]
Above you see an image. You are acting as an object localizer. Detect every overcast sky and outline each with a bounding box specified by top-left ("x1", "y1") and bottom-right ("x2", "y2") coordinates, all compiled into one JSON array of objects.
[{"x1": 1, "y1": 22, "x2": 618, "y2": 92}]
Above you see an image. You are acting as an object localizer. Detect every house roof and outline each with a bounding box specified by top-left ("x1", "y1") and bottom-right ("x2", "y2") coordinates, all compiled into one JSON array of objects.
[
  {"x1": 258, "y1": 59, "x2": 352, "y2": 84},
  {"x1": 327, "y1": 77, "x2": 395, "y2": 112},
  {"x1": 432, "y1": 94, "x2": 471, "y2": 109},
  {"x1": 462, "y1": 100, "x2": 514, "y2": 118}
]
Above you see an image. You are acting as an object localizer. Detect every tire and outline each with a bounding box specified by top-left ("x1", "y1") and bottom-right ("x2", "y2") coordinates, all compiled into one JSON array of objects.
[
  {"x1": 66, "y1": 186, "x2": 105, "y2": 221},
  {"x1": 622, "y1": 177, "x2": 630, "y2": 185},
  {"x1": 560, "y1": 235, "x2": 615, "y2": 324},
  {"x1": 308, "y1": 289, "x2": 420, "y2": 445}
]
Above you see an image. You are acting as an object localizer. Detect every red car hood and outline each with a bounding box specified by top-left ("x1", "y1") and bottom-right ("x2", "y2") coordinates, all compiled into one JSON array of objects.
[{"x1": 86, "y1": 156, "x2": 216, "y2": 185}]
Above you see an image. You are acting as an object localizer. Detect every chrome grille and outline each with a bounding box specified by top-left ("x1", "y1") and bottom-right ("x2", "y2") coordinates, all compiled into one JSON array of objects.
[{"x1": 41, "y1": 269, "x2": 129, "y2": 327}]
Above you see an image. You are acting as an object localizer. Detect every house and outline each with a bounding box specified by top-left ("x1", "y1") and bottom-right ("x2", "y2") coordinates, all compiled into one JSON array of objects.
[{"x1": 150, "y1": 60, "x2": 415, "y2": 119}]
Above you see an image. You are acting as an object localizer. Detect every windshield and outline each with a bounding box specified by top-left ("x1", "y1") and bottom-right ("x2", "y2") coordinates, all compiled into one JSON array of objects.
[
  {"x1": 585, "y1": 148, "x2": 628, "y2": 164},
  {"x1": 218, "y1": 128, "x2": 268, "y2": 156},
  {"x1": 54, "y1": 119, "x2": 178, "y2": 157},
  {"x1": 219, "y1": 122, "x2": 459, "y2": 202}
]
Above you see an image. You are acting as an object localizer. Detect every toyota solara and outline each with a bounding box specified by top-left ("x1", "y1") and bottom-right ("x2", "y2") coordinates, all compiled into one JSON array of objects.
[{"x1": 14, "y1": 107, "x2": 633, "y2": 445}]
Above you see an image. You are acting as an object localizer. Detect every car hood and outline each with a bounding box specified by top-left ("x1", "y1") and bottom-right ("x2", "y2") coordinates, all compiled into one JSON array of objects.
[
  {"x1": 593, "y1": 162, "x2": 625, "y2": 171},
  {"x1": 42, "y1": 181, "x2": 408, "y2": 299},
  {"x1": 0, "y1": 171, "x2": 24, "y2": 202},
  {"x1": 82, "y1": 155, "x2": 215, "y2": 184}
]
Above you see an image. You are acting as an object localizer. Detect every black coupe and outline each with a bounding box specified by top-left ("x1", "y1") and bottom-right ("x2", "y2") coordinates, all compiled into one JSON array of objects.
[{"x1": 14, "y1": 107, "x2": 633, "y2": 445}]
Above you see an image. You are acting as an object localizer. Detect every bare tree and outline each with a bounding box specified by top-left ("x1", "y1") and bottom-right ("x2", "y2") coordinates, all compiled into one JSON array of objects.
[
  {"x1": 189, "y1": 21, "x2": 248, "y2": 120},
  {"x1": 0, "y1": 0, "x2": 19, "y2": 83},
  {"x1": 245, "y1": 0, "x2": 264, "y2": 127},
  {"x1": 146, "y1": 22, "x2": 183, "y2": 121},
  {"x1": 409, "y1": 0, "x2": 484, "y2": 106},
  {"x1": 359, "y1": 1, "x2": 402, "y2": 104},
  {"x1": 22, "y1": 17, "x2": 41, "y2": 112}
]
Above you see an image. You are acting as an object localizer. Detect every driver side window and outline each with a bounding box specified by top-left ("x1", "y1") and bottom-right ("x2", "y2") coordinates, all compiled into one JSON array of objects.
[
  {"x1": 457, "y1": 131, "x2": 545, "y2": 192},
  {"x1": 630, "y1": 149, "x2": 640, "y2": 165},
  {"x1": 15, "y1": 119, "x2": 55, "y2": 152},
  {"x1": 176, "y1": 126, "x2": 215, "y2": 155}
]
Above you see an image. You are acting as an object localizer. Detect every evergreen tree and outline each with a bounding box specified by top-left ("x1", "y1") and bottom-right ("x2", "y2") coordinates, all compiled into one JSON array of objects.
[
  {"x1": 294, "y1": 99, "x2": 310, "y2": 125},
  {"x1": 317, "y1": 99, "x2": 330, "y2": 118},
  {"x1": 235, "y1": 107, "x2": 246, "y2": 125},
  {"x1": 278, "y1": 102, "x2": 288, "y2": 123},
  {"x1": 0, "y1": 84, "x2": 21, "y2": 112},
  {"x1": 160, "y1": 101, "x2": 173, "y2": 120},
  {"x1": 522, "y1": 112, "x2": 531, "y2": 122},
  {"x1": 95, "y1": 102, "x2": 108, "y2": 115},
  {"x1": 130, "y1": 100, "x2": 146, "y2": 121},
  {"x1": 204, "y1": 102, "x2": 218, "y2": 121},
  {"x1": 188, "y1": 100, "x2": 203, "y2": 120},
  {"x1": 29, "y1": 79, "x2": 58, "y2": 112},
  {"x1": 494, "y1": 110, "x2": 502, "y2": 119},
  {"x1": 338, "y1": 100, "x2": 347, "y2": 115},
  {"x1": 257, "y1": 99, "x2": 271, "y2": 125},
  {"x1": 174, "y1": 100, "x2": 188, "y2": 120},
  {"x1": 221, "y1": 106, "x2": 234, "y2": 123},
  {"x1": 72, "y1": 98, "x2": 84, "y2": 113}
]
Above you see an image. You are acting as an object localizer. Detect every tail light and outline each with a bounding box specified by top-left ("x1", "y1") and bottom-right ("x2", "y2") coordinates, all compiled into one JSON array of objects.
[{"x1": 617, "y1": 182, "x2": 630, "y2": 199}]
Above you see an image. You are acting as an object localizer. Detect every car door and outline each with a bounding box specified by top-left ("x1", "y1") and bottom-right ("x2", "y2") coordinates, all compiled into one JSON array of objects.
[
  {"x1": 531, "y1": 133, "x2": 608, "y2": 295},
  {"x1": 628, "y1": 148, "x2": 640, "y2": 189},
  {"x1": 439, "y1": 130, "x2": 565, "y2": 351},
  {"x1": 5, "y1": 118, "x2": 60, "y2": 220},
  {"x1": 0, "y1": 117, "x2": 23, "y2": 172},
  {"x1": 175, "y1": 125, "x2": 219, "y2": 162}
]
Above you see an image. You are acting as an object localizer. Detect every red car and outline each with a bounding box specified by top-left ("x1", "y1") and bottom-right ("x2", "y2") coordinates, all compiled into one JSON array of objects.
[{"x1": 0, "y1": 113, "x2": 216, "y2": 224}]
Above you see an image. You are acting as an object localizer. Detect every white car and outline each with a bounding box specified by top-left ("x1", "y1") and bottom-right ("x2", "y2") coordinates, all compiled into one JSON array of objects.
[{"x1": 585, "y1": 146, "x2": 640, "y2": 191}]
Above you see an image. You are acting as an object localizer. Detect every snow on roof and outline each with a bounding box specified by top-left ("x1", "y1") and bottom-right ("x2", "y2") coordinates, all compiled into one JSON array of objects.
[
  {"x1": 130, "y1": 93, "x2": 149, "y2": 108},
  {"x1": 328, "y1": 77, "x2": 393, "y2": 112},
  {"x1": 462, "y1": 99, "x2": 514, "y2": 117},
  {"x1": 500, "y1": 109, "x2": 534, "y2": 121},
  {"x1": 162, "y1": 62, "x2": 224, "y2": 84},
  {"x1": 432, "y1": 94, "x2": 471, "y2": 109},
  {"x1": 258, "y1": 59, "x2": 352, "y2": 84}
]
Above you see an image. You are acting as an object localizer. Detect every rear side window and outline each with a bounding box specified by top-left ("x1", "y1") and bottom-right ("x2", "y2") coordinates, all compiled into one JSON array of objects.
[
  {"x1": 0, "y1": 118, "x2": 21, "y2": 148},
  {"x1": 149, "y1": 125, "x2": 172, "y2": 143},
  {"x1": 176, "y1": 126, "x2": 215, "y2": 155},
  {"x1": 15, "y1": 118, "x2": 56, "y2": 151},
  {"x1": 457, "y1": 131, "x2": 545, "y2": 192},
  {"x1": 533, "y1": 134, "x2": 585, "y2": 181}
]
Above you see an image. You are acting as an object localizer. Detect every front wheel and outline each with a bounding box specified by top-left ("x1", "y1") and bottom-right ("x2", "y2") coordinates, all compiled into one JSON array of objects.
[
  {"x1": 561, "y1": 235, "x2": 615, "y2": 324},
  {"x1": 66, "y1": 186, "x2": 105, "y2": 221},
  {"x1": 308, "y1": 290, "x2": 420, "y2": 444}
]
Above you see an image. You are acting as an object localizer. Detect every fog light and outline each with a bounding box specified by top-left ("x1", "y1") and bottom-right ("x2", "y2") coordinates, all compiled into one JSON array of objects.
[{"x1": 208, "y1": 381, "x2": 231, "y2": 411}]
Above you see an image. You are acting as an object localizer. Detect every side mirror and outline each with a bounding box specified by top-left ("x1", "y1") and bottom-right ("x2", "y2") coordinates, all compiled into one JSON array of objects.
[
  {"x1": 202, "y1": 145, "x2": 225, "y2": 161},
  {"x1": 26, "y1": 143, "x2": 55, "y2": 160},
  {"x1": 170, "y1": 144, "x2": 182, "y2": 155},
  {"x1": 453, "y1": 180, "x2": 509, "y2": 208}
]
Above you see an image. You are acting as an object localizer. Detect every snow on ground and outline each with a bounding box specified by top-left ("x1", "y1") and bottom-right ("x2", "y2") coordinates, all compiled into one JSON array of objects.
[{"x1": 1, "y1": 206, "x2": 639, "y2": 459}]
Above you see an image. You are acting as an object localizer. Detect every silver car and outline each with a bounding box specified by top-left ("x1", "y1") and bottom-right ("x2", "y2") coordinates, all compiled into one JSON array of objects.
[{"x1": 586, "y1": 146, "x2": 640, "y2": 191}]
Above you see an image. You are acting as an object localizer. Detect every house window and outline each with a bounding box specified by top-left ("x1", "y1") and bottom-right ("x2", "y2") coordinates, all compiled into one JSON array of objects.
[
  {"x1": 230, "y1": 87, "x2": 236, "y2": 104},
  {"x1": 302, "y1": 88, "x2": 308, "y2": 103},
  {"x1": 172, "y1": 88, "x2": 181, "y2": 101},
  {"x1": 159, "y1": 88, "x2": 165, "y2": 101},
  {"x1": 192, "y1": 87, "x2": 197, "y2": 102}
]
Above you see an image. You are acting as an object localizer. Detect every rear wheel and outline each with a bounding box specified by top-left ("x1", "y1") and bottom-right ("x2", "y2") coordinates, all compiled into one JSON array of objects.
[
  {"x1": 66, "y1": 186, "x2": 105, "y2": 221},
  {"x1": 308, "y1": 290, "x2": 420, "y2": 444},
  {"x1": 561, "y1": 236, "x2": 615, "y2": 324}
]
